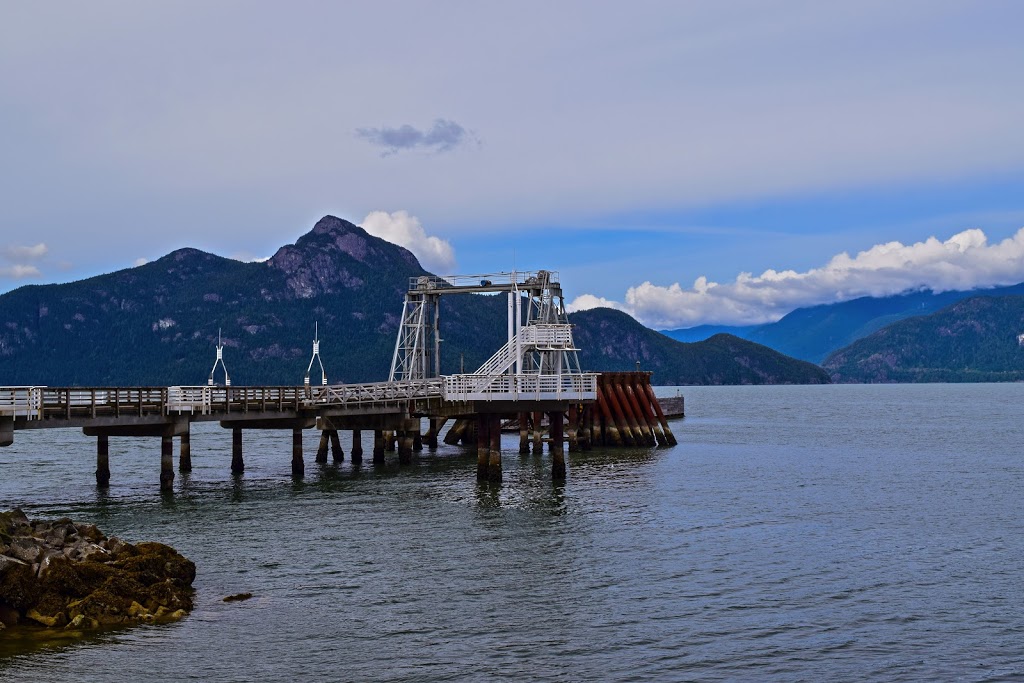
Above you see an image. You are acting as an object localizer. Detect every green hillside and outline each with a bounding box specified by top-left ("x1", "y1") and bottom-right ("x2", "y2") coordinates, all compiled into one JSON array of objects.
[{"x1": 823, "y1": 295, "x2": 1024, "y2": 383}]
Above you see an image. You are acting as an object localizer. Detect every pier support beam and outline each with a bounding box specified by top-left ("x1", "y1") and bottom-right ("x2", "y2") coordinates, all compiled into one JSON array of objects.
[
  {"x1": 476, "y1": 415, "x2": 489, "y2": 480},
  {"x1": 384, "y1": 431, "x2": 396, "y2": 452},
  {"x1": 519, "y1": 412, "x2": 530, "y2": 454},
  {"x1": 231, "y1": 428, "x2": 244, "y2": 474},
  {"x1": 160, "y1": 435, "x2": 174, "y2": 491},
  {"x1": 425, "y1": 418, "x2": 441, "y2": 449},
  {"x1": 413, "y1": 428, "x2": 423, "y2": 452},
  {"x1": 329, "y1": 430, "x2": 344, "y2": 464},
  {"x1": 96, "y1": 435, "x2": 110, "y2": 488},
  {"x1": 549, "y1": 411, "x2": 566, "y2": 481},
  {"x1": 179, "y1": 431, "x2": 192, "y2": 472},
  {"x1": 567, "y1": 404, "x2": 579, "y2": 452},
  {"x1": 398, "y1": 432, "x2": 413, "y2": 465},
  {"x1": 316, "y1": 431, "x2": 329, "y2": 463},
  {"x1": 373, "y1": 430, "x2": 385, "y2": 464},
  {"x1": 351, "y1": 430, "x2": 363, "y2": 464},
  {"x1": 443, "y1": 418, "x2": 467, "y2": 445},
  {"x1": 533, "y1": 411, "x2": 543, "y2": 453},
  {"x1": 292, "y1": 429, "x2": 304, "y2": 478},
  {"x1": 488, "y1": 414, "x2": 502, "y2": 483}
]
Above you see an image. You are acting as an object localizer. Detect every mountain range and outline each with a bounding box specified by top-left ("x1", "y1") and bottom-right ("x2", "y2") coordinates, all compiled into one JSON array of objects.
[
  {"x1": 0, "y1": 216, "x2": 828, "y2": 387},
  {"x1": 662, "y1": 282, "x2": 1024, "y2": 364}
]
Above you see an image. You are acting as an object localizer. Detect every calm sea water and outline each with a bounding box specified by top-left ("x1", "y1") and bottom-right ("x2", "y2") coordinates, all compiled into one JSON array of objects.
[{"x1": 2, "y1": 384, "x2": 1023, "y2": 682}]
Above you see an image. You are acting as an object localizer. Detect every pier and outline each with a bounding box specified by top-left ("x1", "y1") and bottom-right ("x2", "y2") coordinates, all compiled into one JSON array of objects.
[{"x1": 0, "y1": 270, "x2": 677, "y2": 490}]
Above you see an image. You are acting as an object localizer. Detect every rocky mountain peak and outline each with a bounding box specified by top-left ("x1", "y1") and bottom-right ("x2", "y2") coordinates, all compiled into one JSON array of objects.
[{"x1": 266, "y1": 215, "x2": 424, "y2": 299}]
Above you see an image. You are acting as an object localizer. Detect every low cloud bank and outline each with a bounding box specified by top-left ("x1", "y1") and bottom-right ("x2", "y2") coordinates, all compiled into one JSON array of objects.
[
  {"x1": 568, "y1": 228, "x2": 1024, "y2": 329},
  {"x1": 361, "y1": 210, "x2": 456, "y2": 273}
]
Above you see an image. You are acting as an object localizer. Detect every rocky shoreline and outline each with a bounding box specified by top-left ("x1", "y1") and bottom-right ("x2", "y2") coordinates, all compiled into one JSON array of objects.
[{"x1": 0, "y1": 509, "x2": 195, "y2": 631}]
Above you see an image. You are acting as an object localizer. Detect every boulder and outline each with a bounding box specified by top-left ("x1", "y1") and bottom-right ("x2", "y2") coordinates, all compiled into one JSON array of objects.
[{"x1": 0, "y1": 510, "x2": 195, "y2": 630}]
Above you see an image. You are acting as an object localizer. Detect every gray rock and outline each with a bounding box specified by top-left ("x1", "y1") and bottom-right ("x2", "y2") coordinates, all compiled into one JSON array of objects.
[
  {"x1": 0, "y1": 554, "x2": 28, "y2": 576},
  {"x1": 9, "y1": 537, "x2": 40, "y2": 563}
]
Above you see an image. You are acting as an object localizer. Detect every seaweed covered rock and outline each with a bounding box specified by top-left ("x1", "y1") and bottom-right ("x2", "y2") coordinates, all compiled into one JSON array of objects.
[{"x1": 0, "y1": 509, "x2": 195, "y2": 630}]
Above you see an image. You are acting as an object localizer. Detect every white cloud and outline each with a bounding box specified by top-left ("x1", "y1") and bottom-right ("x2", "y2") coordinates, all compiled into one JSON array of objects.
[
  {"x1": 0, "y1": 264, "x2": 42, "y2": 279},
  {"x1": 360, "y1": 210, "x2": 456, "y2": 273},
  {"x1": 133, "y1": 257, "x2": 148, "y2": 267},
  {"x1": 2, "y1": 243, "x2": 47, "y2": 261},
  {"x1": 568, "y1": 228, "x2": 1024, "y2": 329}
]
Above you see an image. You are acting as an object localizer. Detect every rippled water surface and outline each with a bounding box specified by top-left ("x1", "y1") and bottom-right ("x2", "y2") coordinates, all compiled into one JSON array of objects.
[{"x1": 2, "y1": 384, "x2": 1023, "y2": 681}]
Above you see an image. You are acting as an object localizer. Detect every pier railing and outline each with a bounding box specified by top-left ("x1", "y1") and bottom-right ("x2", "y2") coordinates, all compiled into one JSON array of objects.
[
  {"x1": 442, "y1": 373, "x2": 598, "y2": 402},
  {"x1": 3, "y1": 374, "x2": 595, "y2": 422}
]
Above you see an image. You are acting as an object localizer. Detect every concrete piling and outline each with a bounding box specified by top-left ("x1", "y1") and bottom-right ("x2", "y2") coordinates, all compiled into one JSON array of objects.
[
  {"x1": 519, "y1": 411, "x2": 530, "y2": 454},
  {"x1": 549, "y1": 411, "x2": 566, "y2": 481},
  {"x1": 476, "y1": 416, "x2": 489, "y2": 480},
  {"x1": 398, "y1": 432, "x2": 413, "y2": 465},
  {"x1": 533, "y1": 411, "x2": 543, "y2": 453},
  {"x1": 329, "y1": 430, "x2": 344, "y2": 463},
  {"x1": 316, "y1": 431, "x2": 329, "y2": 463},
  {"x1": 96, "y1": 435, "x2": 110, "y2": 488},
  {"x1": 179, "y1": 431, "x2": 192, "y2": 472},
  {"x1": 373, "y1": 430, "x2": 385, "y2": 464},
  {"x1": 160, "y1": 434, "x2": 174, "y2": 491},
  {"x1": 351, "y1": 429, "x2": 363, "y2": 464},
  {"x1": 567, "y1": 404, "x2": 579, "y2": 452},
  {"x1": 488, "y1": 414, "x2": 502, "y2": 483},
  {"x1": 292, "y1": 429, "x2": 304, "y2": 477},
  {"x1": 231, "y1": 428, "x2": 244, "y2": 474}
]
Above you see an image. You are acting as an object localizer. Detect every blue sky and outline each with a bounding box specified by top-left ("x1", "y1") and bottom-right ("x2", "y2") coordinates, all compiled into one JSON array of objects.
[{"x1": 2, "y1": 1, "x2": 1023, "y2": 328}]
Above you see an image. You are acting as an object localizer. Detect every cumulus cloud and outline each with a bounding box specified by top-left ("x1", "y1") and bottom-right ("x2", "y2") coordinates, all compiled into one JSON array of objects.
[
  {"x1": 2, "y1": 243, "x2": 48, "y2": 261},
  {"x1": 568, "y1": 228, "x2": 1024, "y2": 329},
  {"x1": 0, "y1": 264, "x2": 42, "y2": 279},
  {"x1": 133, "y1": 257, "x2": 149, "y2": 267},
  {"x1": 0, "y1": 243, "x2": 47, "y2": 279},
  {"x1": 360, "y1": 210, "x2": 456, "y2": 273},
  {"x1": 356, "y1": 119, "x2": 476, "y2": 156}
]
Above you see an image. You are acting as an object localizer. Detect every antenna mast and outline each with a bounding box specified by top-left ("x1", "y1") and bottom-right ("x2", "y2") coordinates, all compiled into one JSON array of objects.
[
  {"x1": 208, "y1": 328, "x2": 231, "y2": 386},
  {"x1": 304, "y1": 321, "x2": 327, "y2": 386}
]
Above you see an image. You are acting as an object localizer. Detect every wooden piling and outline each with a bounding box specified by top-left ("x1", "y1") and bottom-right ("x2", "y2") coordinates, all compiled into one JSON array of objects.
[
  {"x1": 580, "y1": 405, "x2": 593, "y2": 450},
  {"x1": 413, "y1": 427, "x2": 423, "y2": 452},
  {"x1": 179, "y1": 431, "x2": 192, "y2": 472},
  {"x1": 351, "y1": 429, "x2": 363, "y2": 464},
  {"x1": 644, "y1": 383, "x2": 677, "y2": 445},
  {"x1": 160, "y1": 435, "x2": 174, "y2": 491},
  {"x1": 96, "y1": 434, "x2": 110, "y2": 488},
  {"x1": 292, "y1": 429, "x2": 304, "y2": 477},
  {"x1": 549, "y1": 410, "x2": 566, "y2": 481},
  {"x1": 329, "y1": 429, "x2": 344, "y2": 463},
  {"x1": 596, "y1": 385, "x2": 624, "y2": 445},
  {"x1": 316, "y1": 430, "x2": 329, "y2": 463},
  {"x1": 231, "y1": 428, "x2": 244, "y2": 474},
  {"x1": 488, "y1": 414, "x2": 502, "y2": 483},
  {"x1": 373, "y1": 429, "x2": 385, "y2": 464},
  {"x1": 614, "y1": 379, "x2": 645, "y2": 445},
  {"x1": 384, "y1": 430, "x2": 396, "y2": 452},
  {"x1": 631, "y1": 376, "x2": 667, "y2": 446},
  {"x1": 622, "y1": 378, "x2": 655, "y2": 446}
]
